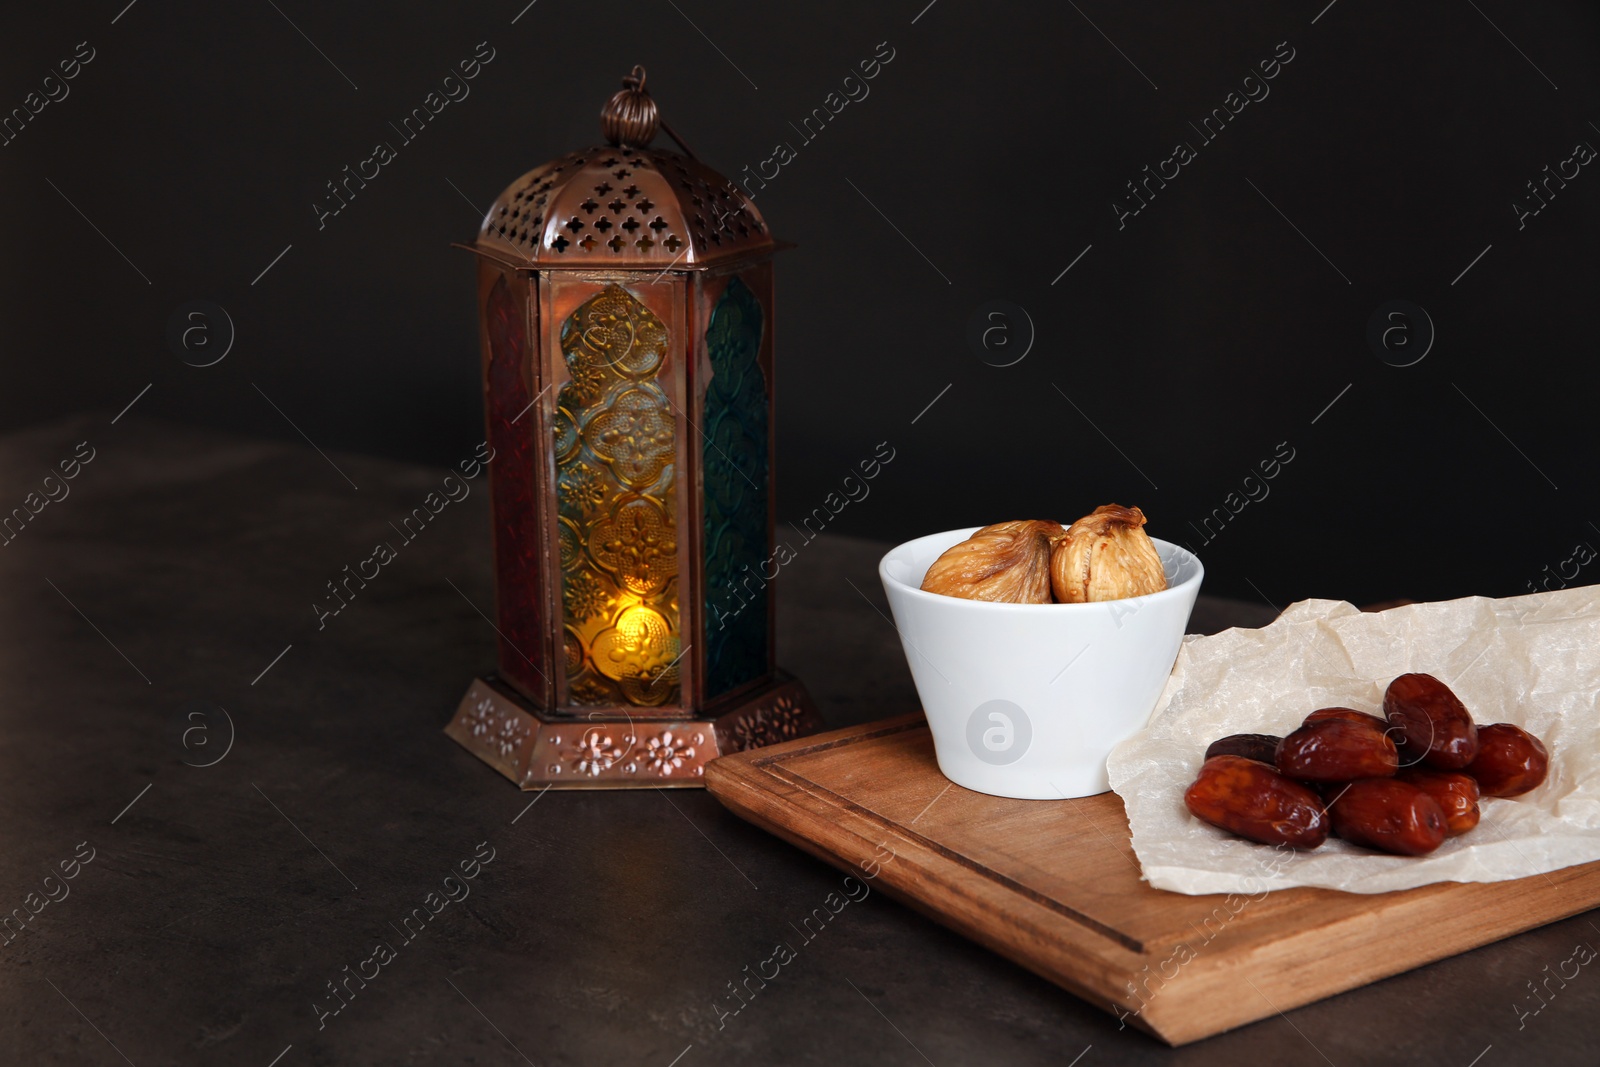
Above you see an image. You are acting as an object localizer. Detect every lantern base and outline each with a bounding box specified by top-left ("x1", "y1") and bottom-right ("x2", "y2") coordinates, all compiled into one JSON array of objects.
[{"x1": 444, "y1": 671, "x2": 822, "y2": 789}]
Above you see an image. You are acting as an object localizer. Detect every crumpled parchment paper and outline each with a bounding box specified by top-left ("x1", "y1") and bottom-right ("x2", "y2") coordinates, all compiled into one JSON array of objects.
[{"x1": 1106, "y1": 588, "x2": 1600, "y2": 895}]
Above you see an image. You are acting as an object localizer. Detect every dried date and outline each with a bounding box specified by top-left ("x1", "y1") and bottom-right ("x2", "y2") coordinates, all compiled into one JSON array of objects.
[
  {"x1": 1328, "y1": 778, "x2": 1447, "y2": 856},
  {"x1": 1465, "y1": 723, "x2": 1550, "y2": 797},
  {"x1": 1383, "y1": 673, "x2": 1479, "y2": 770},
  {"x1": 1204, "y1": 733, "x2": 1282, "y2": 764},
  {"x1": 1396, "y1": 769, "x2": 1481, "y2": 835},
  {"x1": 1303, "y1": 707, "x2": 1388, "y2": 731},
  {"x1": 1184, "y1": 755, "x2": 1329, "y2": 849},
  {"x1": 1276, "y1": 719, "x2": 1398, "y2": 782}
]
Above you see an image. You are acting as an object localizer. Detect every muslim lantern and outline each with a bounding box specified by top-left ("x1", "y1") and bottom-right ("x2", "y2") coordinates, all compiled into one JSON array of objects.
[{"x1": 446, "y1": 67, "x2": 821, "y2": 788}]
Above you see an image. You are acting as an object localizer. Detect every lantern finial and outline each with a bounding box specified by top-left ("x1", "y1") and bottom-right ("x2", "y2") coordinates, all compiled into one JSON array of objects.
[{"x1": 601, "y1": 65, "x2": 659, "y2": 148}]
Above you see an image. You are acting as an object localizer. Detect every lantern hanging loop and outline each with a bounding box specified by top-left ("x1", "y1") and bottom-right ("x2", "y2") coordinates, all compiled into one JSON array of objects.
[{"x1": 601, "y1": 65, "x2": 700, "y2": 161}]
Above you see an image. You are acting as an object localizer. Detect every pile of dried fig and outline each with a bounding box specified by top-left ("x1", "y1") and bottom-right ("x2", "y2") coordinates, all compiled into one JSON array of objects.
[
  {"x1": 920, "y1": 505, "x2": 1168, "y2": 604},
  {"x1": 1184, "y1": 672, "x2": 1551, "y2": 856}
]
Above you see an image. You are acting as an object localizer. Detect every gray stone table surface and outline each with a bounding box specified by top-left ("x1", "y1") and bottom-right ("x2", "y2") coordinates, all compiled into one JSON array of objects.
[{"x1": 0, "y1": 415, "x2": 1595, "y2": 1066}]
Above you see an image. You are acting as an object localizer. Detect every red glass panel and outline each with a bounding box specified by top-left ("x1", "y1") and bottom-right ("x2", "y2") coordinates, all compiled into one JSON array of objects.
[{"x1": 483, "y1": 272, "x2": 548, "y2": 700}]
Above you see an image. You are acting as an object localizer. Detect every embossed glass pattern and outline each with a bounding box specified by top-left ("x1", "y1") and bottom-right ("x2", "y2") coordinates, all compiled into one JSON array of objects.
[
  {"x1": 556, "y1": 284, "x2": 680, "y2": 706},
  {"x1": 702, "y1": 277, "x2": 770, "y2": 698}
]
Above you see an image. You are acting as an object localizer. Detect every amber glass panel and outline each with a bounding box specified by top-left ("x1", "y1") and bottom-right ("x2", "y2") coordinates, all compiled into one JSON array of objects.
[{"x1": 555, "y1": 284, "x2": 680, "y2": 707}]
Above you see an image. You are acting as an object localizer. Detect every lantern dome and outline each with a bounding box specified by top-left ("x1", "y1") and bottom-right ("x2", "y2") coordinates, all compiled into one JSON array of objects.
[{"x1": 477, "y1": 144, "x2": 774, "y2": 270}]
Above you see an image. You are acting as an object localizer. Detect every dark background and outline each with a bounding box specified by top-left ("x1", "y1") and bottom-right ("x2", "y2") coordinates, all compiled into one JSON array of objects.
[{"x1": 3, "y1": 0, "x2": 1597, "y2": 607}]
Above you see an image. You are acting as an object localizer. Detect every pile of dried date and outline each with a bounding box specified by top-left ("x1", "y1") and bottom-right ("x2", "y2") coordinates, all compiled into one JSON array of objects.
[{"x1": 1184, "y1": 672, "x2": 1551, "y2": 856}]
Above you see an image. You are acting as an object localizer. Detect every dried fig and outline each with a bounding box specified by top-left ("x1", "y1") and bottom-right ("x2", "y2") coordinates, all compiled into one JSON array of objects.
[
  {"x1": 920, "y1": 520, "x2": 1064, "y2": 603},
  {"x1": 1050, "y1": 504, "x2": 1168, "y2": 603}
]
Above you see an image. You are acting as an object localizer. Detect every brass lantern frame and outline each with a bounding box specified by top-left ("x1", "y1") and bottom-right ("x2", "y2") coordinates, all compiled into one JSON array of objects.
[{"x1": 445, "y1": 72, "x2": 821, "y2": 788}]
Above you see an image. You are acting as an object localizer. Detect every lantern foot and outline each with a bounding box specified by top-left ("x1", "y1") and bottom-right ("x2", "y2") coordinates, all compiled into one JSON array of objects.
[{"x1": 444, "y1": 672, "x2": 822, "y2": 790}]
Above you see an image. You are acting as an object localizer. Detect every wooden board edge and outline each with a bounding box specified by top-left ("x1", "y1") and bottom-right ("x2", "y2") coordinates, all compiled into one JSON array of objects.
[
  {"x1": 706, "y1": 751, "x2": 1173, "y2": 1042},
  {"x1": 1142, "y1": 861, "x2": 1600, "y2": 1044}
]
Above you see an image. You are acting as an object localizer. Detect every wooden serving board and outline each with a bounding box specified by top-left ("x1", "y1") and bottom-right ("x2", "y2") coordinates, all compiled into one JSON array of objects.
[{"x1": 705, "y1": 714, "x2": 1600, "y2": 1046}]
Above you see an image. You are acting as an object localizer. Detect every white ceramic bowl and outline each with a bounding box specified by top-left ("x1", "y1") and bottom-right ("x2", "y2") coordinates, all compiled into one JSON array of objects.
[{"x1": 878, "y1": 527, "x2": 1203, "y2": 800}]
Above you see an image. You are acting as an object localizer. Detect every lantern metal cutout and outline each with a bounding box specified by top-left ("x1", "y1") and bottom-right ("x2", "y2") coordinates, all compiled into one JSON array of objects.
[{"x1": 445, "y1": 68, "x2": 821, "y2": 788}]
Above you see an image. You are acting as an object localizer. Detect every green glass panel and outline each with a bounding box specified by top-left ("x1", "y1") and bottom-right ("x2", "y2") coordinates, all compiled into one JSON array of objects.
[{"x1": 702, "y1": 277, "x2": 769, "y2": 698}]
